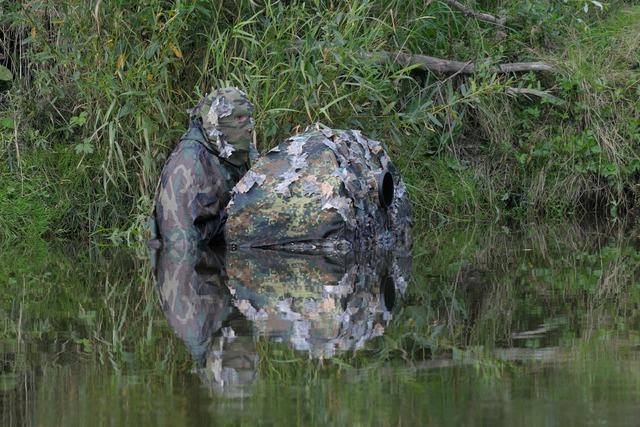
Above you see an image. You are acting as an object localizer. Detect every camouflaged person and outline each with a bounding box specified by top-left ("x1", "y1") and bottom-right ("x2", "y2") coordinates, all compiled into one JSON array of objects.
[{"x1": 150, "y1": 87, "x2": 257, "y2": 249}]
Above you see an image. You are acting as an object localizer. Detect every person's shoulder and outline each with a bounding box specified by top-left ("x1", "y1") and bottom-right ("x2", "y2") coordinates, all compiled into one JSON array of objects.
[
  {"x1": 163, "y1": 135, "x2": 224, "y2": 178},
  {"x1": 165, "y1": 139, "x2": 206, "y2": 165},
  {"x1": 176, "y1": 138, "x2": 204, "y2": 155}
]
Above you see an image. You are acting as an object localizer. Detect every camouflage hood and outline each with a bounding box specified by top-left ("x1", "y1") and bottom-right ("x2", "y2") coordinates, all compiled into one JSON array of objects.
[
  {"x1": 189, "y1": 87, "x2": 255, "y2": 166},
  {"x1": 225, "y1": 124, "x2": 412, "y2": 253}
]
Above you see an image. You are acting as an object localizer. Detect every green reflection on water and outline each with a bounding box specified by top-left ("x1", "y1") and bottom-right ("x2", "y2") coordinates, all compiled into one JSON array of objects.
[{"x1": 2, "y1": 223, "x2": 640, "y2": 426}]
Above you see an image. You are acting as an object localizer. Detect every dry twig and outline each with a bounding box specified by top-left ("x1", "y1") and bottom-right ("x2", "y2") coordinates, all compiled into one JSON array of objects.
[
  {"x1": 442, "y1": 0, "x2": 506, "y2": 27},
  {"x1": 291, "y1": 40, "x2": 555, "y2": 75},
  {"x1": 366, "y1": 51, "x2": 554, "y2": 75}
]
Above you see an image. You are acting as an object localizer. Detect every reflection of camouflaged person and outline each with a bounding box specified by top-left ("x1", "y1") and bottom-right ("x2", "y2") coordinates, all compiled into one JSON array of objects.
[
  {"x1": 156, "y1": 247, "x2": 233, "y2": 364},
  {"x1": 151, "y1": 87, "x2": 257, "y2": 248},
  {"x1": 155, "y1": 246, "x2": 257, "y2": 397}
]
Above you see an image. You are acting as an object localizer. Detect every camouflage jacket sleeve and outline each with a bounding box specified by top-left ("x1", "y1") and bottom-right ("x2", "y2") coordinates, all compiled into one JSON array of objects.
[
  {"x1": 154, "y1": 140, "x2": 228, "y2": 248},
  {"x1": 189, "y1": 147, "x2": 228, "y2": 247}
]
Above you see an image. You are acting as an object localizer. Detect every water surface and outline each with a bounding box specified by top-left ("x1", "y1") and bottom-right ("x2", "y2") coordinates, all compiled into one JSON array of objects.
[{"x1": 2, "y1": 223, "x2": 640, "y2": 426}]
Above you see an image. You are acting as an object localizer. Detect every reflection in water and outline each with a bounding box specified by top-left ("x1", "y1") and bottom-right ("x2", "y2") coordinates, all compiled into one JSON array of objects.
[
  {"x1": 10, "y1": 223, "x2": 640, "y2": 425},
  {"x1": 225, "y1": 249, "x2": 411, "y2": 356},
  {"x1": 155, "y1": 248, "x2": 231, "y2": 366},
  {"x1": 154, "y1": 247, "x2": 254, "y2": 397},
  {"x1": 153, "y1": 246, "x2": 411, "y2": 395}
]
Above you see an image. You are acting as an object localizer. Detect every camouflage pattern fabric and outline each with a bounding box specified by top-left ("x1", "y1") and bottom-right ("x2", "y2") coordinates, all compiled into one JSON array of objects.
[
  {"x1": 191, "y1": 87, "x2": 256, "y2": 167},
  {"x1": 155, "y1": 246, "x2": 232, "y2": 364},
  {"x1": 154, "y1": 245, "x2": 257, "y2": 397},
  {"x1": 151, "y1": 87, "x2": 255, "y2": 248},
  {"x1": 153, "y1": 241, "x2": 411, "y2": 397},
  {"x1": 224, "y1": 247, "x2": 411, "y2": 358},
  {"x1": 151, "y1": 126, "x2": 229, "y2": 249},
  {"x1": 225, "y1": 124, "x2": 412, "y2": 254},
  {"x1": 153, "y1": 244, "x2": 411, "y2": 394},
  {"x1": 152, "y1": 120, "x2": 414, "y2": 393},
  {"x1": 198, "y1": 324, "x2": 257, "y2": 398}
]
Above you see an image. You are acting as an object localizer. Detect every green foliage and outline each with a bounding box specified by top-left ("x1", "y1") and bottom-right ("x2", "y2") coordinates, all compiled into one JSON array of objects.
[
  {"x1": 0, "y1": 172, "x2": 54, "y2": 241},
  {"x1": 0, "y1": 65, "x2": 11, "y2": 82},
  {"x1": 0, "y1": 0, "x2": 638, "y2": 240}
]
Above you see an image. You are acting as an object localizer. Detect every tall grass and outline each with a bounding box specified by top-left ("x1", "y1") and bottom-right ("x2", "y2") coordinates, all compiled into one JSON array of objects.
[{"x1": 0, "y1": 0, "x2": 637, "y2": 241}]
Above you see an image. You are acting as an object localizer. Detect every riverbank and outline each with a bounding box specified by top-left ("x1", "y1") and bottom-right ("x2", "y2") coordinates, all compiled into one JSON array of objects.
[{"x1": 1, "y1": 1, "x2": 638, "y2": 243}]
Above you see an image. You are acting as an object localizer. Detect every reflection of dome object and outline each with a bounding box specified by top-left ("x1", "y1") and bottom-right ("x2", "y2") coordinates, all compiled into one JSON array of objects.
[
  {"x1": 226, "y1": 249, "x2": 411, "y2": 358},
  {"x1": 381, "y1": 276, "x2": 396, "y2": 311},
  {"x1": 153, "y1": 244, "x2": 411, "y2": 395},
  {"x1": 225, "y1": 124, "x2": 411, "y2": 253}
]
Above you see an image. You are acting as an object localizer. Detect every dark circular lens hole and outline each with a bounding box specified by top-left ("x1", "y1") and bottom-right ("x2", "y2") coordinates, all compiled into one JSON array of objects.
[
  {"x1": 378, "y1": 171, "x2": 394, "y2": 208},
  {"x1": 381, "y1": 276, "x2": 396, "y2": 311}
]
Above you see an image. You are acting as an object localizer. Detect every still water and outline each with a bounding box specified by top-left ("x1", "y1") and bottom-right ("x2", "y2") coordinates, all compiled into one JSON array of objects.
[{"x1": 2, "y1": 223, "x2": 640, "y2": 426}]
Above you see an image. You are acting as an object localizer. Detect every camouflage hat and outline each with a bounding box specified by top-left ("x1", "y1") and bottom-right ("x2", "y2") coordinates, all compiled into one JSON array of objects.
[{"x1": 196, "y1": 87, "x2": 255, "y2": 166}]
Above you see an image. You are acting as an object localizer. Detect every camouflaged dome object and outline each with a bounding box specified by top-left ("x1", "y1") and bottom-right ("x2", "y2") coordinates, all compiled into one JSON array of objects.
[{"x1": 225, "y1": 124, "x2": 412, "y2": 253}]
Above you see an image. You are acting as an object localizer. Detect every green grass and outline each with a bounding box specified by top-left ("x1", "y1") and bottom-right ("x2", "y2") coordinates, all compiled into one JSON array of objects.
[{"x1": 0, "y1": 0, "x2": 638, "y2": 240}]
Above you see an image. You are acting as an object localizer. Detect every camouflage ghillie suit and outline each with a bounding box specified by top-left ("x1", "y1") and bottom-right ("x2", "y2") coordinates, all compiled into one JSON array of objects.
[
  {"x1": 225, "y1": 123, "x2": 411, "y2": 254},
  {"x1": 150, "y1": 87, "x2": 256, "y2": 249}
]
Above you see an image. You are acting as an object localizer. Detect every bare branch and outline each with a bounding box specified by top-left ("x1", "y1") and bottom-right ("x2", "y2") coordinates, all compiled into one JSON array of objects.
[
  {"x1": 442, "y1": 0, "x2": 506, "y2": 27},
  {"x1": 366, "y1": 51, "x2": 555, "y2": 75},
  {"x1": 290, "y1": 40, "x2": 555, "y2": 76},
  {"x1": 497, "y1": 62, "x2": 555, "y2": 73}
]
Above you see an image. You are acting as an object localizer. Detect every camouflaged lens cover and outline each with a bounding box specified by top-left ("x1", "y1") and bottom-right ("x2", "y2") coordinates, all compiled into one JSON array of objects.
[{"x1": 225, "y1": 124, "x2": 412, "y2": 253}]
